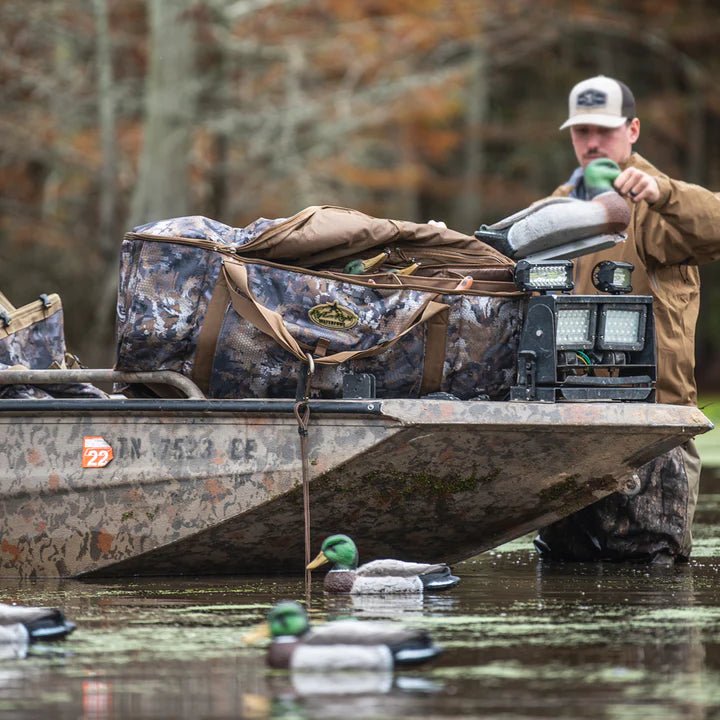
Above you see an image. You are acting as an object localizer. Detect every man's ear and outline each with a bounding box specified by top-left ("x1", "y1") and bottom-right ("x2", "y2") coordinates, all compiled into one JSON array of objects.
[{"x1": 628, "y1": 117, "x2": 640, "y2": 144}]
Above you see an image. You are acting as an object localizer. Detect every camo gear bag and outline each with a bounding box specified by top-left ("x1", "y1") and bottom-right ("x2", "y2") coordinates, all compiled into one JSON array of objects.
[
  {"x1": 115, "y1": 206, "x2": 524, "y2": 399},
  {"x1": 0, "y1": 291, "x2": 107, "y2": 399}
]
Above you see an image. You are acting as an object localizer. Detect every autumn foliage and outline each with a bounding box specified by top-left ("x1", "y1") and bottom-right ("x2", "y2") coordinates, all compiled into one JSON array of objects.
[{"x1": 0, "y1": 0, "x2": 718, "y2": 384}]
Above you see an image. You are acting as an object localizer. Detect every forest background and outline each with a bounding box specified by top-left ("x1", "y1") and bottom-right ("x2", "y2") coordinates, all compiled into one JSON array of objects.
[{"x1": 1, "y1": 0, "x2": 719, "y2": 392}]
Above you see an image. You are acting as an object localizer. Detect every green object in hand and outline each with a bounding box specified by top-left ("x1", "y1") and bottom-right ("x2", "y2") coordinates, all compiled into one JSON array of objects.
[{"x1": 584, "y1": 158, "x2": 621, "y2": 196}]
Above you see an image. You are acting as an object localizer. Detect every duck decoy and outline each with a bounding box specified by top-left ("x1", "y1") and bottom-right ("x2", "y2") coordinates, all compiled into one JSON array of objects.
[
  {"x1": 306, "y1": 534, "x2": 460, "y2": 594},
  {"x1": 474, "y1": 157, "x2": 630, "y2": 261},
  {"x1": 389, "y1": 261, "x2": 420, "y2": 276},
  {"x1": 0, "y1": 602, "x2": 76, "y2": 642},
  {"x1": 343, "y1": 251, "x2": 389, "y2": 275},
  {"x1": 255, "y1": 600, "x2": 442, "y2": 670},
  {"x1": 583, "y1": 158, "x2": 622, "y2": 198}
]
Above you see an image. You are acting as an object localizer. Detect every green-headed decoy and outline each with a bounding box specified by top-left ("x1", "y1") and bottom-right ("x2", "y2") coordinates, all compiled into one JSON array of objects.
[
  {"x1": 306, "y1": 534, "x2": 460, "y2": 595},
  {"x1": 583, "y1": 158, "x2": 622, "y2": 198},
  {"x1": 253, "y1": 600, "x2": 442, "y2": 670},
  {"x1": 343, "y1": 251, "x2": 390, "y2": 275}
]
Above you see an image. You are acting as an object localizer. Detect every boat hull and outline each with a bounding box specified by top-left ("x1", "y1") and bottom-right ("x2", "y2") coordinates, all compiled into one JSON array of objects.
[{"x1": 0, "y1": 398, "x2": 712, "y2": 578}]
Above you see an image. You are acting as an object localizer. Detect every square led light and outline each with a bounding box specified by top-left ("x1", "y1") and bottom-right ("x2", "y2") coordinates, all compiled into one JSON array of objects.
[
  {"x1": 592, "y1": 260, "x2": 634, "y2": 294},
  {"x1": 598, "y1": 305, "x2": 646, "y2": 350},
  {"x1": 555, "y1": 306, "x2": 595, "y2": 349},
  {"x1": 611, "y1": 266, "x2": 632, "y2": 288}
]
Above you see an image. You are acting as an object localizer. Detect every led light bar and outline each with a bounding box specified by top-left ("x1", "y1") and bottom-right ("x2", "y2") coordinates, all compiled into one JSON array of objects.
[{"x1": 514, "y1": 260, "x2": 574, "y2": 293}]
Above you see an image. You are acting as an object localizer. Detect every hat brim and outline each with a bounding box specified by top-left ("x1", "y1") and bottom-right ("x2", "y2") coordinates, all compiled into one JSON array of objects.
[{"x1": 559, "y1": 114, "x2": 628, "y2": 130}]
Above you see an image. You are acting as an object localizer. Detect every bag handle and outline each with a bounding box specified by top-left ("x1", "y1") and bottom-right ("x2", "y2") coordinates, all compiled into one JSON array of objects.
[
  {"x1": 222, "y1": 260, "x2": 449, "y2": 365},
  {"x1": 0, "y1": 291, "x2": 16, "y2": 312}
]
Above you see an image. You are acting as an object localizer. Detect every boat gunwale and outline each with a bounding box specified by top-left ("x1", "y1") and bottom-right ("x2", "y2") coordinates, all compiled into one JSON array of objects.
[
  {"x1": 0, "y1": 398, "x2": 384, "y2": 415},
  {"x1": 0, "y1": 397, "x2": 712, "y2": 438}
]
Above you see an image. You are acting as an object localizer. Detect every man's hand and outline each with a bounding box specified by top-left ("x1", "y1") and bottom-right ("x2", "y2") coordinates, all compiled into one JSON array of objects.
[{"x1": 614, "y1": 167, "x2": 660, "y2": 204}]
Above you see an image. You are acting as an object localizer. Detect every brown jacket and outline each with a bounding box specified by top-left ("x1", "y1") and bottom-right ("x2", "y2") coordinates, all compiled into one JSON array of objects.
[{"x1": 553, "y1": 153, "x2": 720, "y2": 406}]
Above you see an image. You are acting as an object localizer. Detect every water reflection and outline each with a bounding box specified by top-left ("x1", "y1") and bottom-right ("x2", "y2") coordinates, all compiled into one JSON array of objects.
[
  {"x1": 323, "y1": 591, "x2": 424, "y2": 619},
  {"x1": 265, "y1": 671, "x2": 444, "y2": 720},
  {"x1": 0, "y1": 474, "x2": 717, "y2": 719}
]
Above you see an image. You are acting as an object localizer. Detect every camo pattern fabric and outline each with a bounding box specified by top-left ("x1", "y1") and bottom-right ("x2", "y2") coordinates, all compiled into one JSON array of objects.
[
  {"x1": 536, "y1": 443, "x2": 691, "y2": 562},
  {"x1": 0, "y1": 361, "x2": 54, "y2": 399},
  {"x1": 116, "y1": 216, "x2": 287, "y2": 376},
  {"x1": 0, "y1": 312, "x2": 108, "y2": 399},
  {"x1": 209, "y1": 262, "x2": 521, "y2": 400},
  {"x1": 441, "y1": 293, "x2": 522, "y2": 399},
  {"x1": 0, "y1": 309, "x2": 65, "y2": 369},
  {"x1": 131, "y1": 214, "x2": 287, "y2": 246},
  {"x1": 210, "y1": 265, "x2": 432, "y2": 399}
]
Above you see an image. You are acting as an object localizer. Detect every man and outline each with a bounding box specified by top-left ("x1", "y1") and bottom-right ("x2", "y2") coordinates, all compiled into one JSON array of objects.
[{"x1": 534, "y1": 75, "x2": 720, "y2": 565}]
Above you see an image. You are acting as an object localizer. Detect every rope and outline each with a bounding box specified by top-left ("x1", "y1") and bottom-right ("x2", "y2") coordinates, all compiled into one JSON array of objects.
[{"x1": 294, "y1": 353, "x2": 315, "y2": 593}]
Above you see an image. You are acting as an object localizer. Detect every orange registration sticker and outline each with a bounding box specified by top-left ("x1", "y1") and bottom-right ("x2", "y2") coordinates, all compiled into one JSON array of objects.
[{"x1": 82, "y1": 436, "x2": 114, "y2": 468}]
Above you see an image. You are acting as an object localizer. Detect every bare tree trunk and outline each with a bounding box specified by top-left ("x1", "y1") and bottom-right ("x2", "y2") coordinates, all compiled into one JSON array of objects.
[
  {"x1": 278, "y1": 43, "x2": 313, "y2": 209},
  {"x1": 450, "y1": 34, "x2": 488, "y2": 234},
  {"x1": 129, "y1": 0, "x2": 198, "y2": 227},
  {"x1": 87, "y1": 0, "x2": 120, "y2": 366},
  {"x1": 94, "y1": 0, "x2": 117, "y2": 266}
]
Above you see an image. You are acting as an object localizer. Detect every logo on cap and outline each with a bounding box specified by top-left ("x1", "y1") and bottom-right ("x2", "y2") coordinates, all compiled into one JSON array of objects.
[{"x1": 576, "y1": 89, "x2": 607, "y2": 108}]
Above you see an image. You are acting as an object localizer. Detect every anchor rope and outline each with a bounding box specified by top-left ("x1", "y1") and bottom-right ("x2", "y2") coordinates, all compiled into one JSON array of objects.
[{"x1": 294, "y1": 354, "x2": 315, "y2": 594}]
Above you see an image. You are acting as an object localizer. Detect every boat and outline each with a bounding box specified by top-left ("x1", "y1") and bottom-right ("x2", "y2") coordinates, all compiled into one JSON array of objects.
[{"x1": 0, "y1": 367, "x2": 711, "y2": 579}]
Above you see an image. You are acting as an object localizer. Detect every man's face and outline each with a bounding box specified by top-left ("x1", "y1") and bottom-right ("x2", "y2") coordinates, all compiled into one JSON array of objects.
[{"x1": 569, "y1": 119, "x2": 640, "y2": 167}]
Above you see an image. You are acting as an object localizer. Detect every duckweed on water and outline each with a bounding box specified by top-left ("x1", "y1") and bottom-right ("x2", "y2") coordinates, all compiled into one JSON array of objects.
[
  {"x1": 626, "y1": 670, "x2": 720, "y2": 705},
  {"x1": 608, "y1": 705, "x2": 685, "y2": 720},
  {"x1": 430, "y1": 660, "x2": 650, "y2": 684},
  {"x1": 167, "y1": 603, "x2": 270, "y2": 613},
  {"x1": 68, "y1": 625, "x2": 258, "y2": 665}
]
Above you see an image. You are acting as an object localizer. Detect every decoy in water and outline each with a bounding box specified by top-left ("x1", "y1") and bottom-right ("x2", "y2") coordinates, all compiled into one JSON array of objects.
[
  {"x1": 306, "y1": 534, "x2": 461, "y2": 594},
  {"x1": 0, "y1": 603, "x2": 76, "y2": 643},
  {"x1": 252, "y1": 600, "x2": 442, "y2": 671}
]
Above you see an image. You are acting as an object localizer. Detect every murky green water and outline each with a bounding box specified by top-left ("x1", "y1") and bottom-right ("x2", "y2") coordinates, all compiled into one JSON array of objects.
[{"x1": 1, "y1": 472, "x2": 719, "y2": 720}]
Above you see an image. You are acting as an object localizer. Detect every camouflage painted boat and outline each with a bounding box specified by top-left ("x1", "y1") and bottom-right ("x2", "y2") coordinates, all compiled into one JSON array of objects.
[{"x1": 0, "y1": 369, "x2": 711, "y2": 579}]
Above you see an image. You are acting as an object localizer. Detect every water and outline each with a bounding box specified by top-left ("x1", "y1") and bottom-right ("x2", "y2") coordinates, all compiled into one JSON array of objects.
[{"x1": 1, "y1": 472, "x2": 719, "y2": 720}]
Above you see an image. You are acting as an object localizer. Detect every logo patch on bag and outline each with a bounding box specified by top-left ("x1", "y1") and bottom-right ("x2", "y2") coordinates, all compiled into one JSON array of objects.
[{"x1": 308, "y1": 301, "x2": 359, "y2": 330}]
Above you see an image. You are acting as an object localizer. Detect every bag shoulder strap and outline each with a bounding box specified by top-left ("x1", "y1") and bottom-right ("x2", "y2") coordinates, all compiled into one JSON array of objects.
[
  {"x1": 0, "y1": 293, "x2": 62, "y2": 339},
  {"x1": 221, "y1": 260, "x2": 449, "y2": 365}
]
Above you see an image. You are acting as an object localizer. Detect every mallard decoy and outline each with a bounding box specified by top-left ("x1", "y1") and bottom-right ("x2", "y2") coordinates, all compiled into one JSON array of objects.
[
  {"x1": 475, "y1": 158, "x2": 630, "y2": 261},
  {"x1": 343, "y1": 251, "x2": 389, "y2": 275},
  {"x1": 389, "y1": 261, "x2": 420, "y2": 276},
  {"x1": 583, "y1": 158, "x2": 622, "y2": 198},
  {"x1": 306, "y1": 534, "x2": 460, "y2": 594},
  {"x1": 254, "y1": 600, "x2": 441, "y2": 670},
  {"x1": 0, "y1": 602, "x2": 76, "y2": 642}
]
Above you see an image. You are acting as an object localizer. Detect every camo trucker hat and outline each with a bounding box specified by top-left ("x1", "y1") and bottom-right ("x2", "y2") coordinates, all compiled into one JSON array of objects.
[{"x1": 560, "y1": 75, "x2": 636, "y2": 130}]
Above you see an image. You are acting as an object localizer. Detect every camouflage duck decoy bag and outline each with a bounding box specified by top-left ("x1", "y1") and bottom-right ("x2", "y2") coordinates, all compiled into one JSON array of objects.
[
  {"x1": 0, "y1": 290, "x2": 106, "y2": 399},
  {"x1": 115, "y1": 206, "x2": 526, "y2": 400},
  {"x1": 0, "y1": 291, "x2": 66, "y2": 397}
]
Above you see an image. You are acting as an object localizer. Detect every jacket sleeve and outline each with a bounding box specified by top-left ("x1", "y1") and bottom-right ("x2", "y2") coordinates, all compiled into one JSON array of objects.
[{"x1": 643, "y1": 174, "x2": 720, "y2": 266}]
